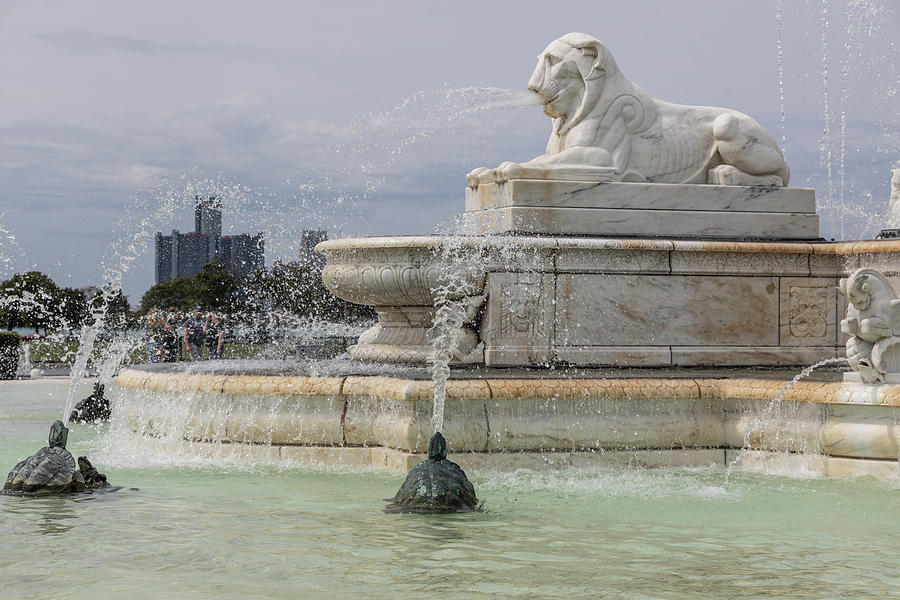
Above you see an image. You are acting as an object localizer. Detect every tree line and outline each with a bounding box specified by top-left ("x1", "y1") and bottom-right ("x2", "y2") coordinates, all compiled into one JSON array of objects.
[
  {"x1": 0, "y1": 271, "x2": 130, "y2": 334},
  {"x1": 140, "y1": 260, "x2": 374, "y2": 322},
  {"x1": 0, "y1": 260, "x2": 373, "y2": 336}
]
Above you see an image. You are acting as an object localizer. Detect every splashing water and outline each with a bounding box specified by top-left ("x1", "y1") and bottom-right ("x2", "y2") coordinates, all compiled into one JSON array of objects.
[
  {"x1": 61, "y1": 172, "x2": 269, "y2": 423},
  {"x1": 49, "y1": 84, "x2": 539, "y2": 429},
  {"x1": 776, "y1": 0, "x2": 788, "y2": 158},
  {"x1": 0, "y1": 214, "x2": 22, "y2": 280},
  {"x1": 304, "y1": 86, "x2": 539, "y2": 211},
  {"x1": 427, "y1": 234, "x2": 487, "y2": 434},
  {"x1": 819, "y1": 0, "x2": 837, "y2": 240},
  {"x1": 727, "y1": 357, "x2": 849, "y2": 479},
  {"x1": 15, "y1": 343, "x2": 32, "y2": 378}
]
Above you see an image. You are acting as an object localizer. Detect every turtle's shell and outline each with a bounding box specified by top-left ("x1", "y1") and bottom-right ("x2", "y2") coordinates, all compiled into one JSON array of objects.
[
  {"x1": 2, "y1": 446, "x2": 86, "y2": 495},
  {"x1": 391, "y1": 458, "x2": 478, "y2": 513}
]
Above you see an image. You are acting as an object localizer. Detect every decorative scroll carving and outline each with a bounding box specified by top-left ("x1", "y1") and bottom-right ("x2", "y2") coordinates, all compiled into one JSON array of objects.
[
  {"x1": 671, "y1": 251, "x2": 807, "y2": 275},
  {"x1": 321, "y1": 248, "x2": 484, "y2": 306},
  {"x1": 559, "y1": 249, "x2": 670, "y2": 273}
]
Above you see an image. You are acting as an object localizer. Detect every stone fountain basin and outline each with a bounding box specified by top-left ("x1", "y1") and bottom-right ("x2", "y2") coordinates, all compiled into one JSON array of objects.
[
  {"x1": 317, "y1": 235, "x2": 900, "y2": 368},
  {"x1": 319, "y1": 235, "x2": 487, "y2": 306},
  {"x1": 114, "y1": 364, "x2": 900, "y2": 480}
]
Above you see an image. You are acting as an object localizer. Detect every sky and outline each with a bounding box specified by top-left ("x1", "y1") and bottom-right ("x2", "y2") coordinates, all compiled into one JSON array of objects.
[{"x1": 0, "y1": 0, "x2": 898, "y2": 304}]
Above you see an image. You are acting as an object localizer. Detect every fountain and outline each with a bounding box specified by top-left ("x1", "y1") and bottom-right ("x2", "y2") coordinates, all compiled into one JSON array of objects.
[{"x1": 111, "y1": 32, "x2": 900, "y2": 481}]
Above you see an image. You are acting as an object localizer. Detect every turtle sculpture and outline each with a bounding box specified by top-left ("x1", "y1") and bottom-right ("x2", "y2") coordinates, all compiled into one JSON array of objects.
[
  {"x1": 1, "y1": 420, "x2": 110, "y2": 496},
  {"x1": 69, "y1": 382, "x2": 110, "y2": 423},
  {"x1": 388, "y1": 432, "x2": 479, "y2": 513}
]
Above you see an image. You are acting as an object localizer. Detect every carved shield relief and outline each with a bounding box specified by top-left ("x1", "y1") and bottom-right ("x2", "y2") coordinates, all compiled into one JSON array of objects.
[{"x1": 780, "y1": 279, "x2": 835, "y2": 346}]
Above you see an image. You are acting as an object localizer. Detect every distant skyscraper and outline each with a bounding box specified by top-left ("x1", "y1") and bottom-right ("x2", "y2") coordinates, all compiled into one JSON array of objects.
[
  {"x1": 298, "y1": 230, "x2": 328, "y2": 269},
  {"x1": 219, "y1": 233, "x2": 265, "y2": 279},
  {"x1": 171, "y1": 231, "x2": 210, "y2": 279},
  {"x1": 153, "y1": 196, "x2": 264, "y2": 285},
  {"x1": 194, "y1": 195, "x2": 221, "y2": 259},
  {"x1": 154, "y1": 233, "x2": 172, "y2": 284}
]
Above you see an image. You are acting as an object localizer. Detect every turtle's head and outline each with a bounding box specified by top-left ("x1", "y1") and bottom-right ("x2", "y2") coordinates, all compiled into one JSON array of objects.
[
  {"x1": 49, "y1": 420, "x2": 68, "y2": 449},
  {"x1": 428, "y1": 432, "x2": 447, "y2": 461}
]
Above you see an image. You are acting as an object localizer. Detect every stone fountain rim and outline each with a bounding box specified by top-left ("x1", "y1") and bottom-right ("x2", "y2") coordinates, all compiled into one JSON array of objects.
[
  {"x1": 316, "y1": 235, "x2": 900, "y2": 256},
  {"x1": 114, "y1": 367, "x2": 896, "y2": 407}
]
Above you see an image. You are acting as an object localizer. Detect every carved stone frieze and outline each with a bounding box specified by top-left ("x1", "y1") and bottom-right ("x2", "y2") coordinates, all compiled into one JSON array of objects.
[
  {"x1": 313, "y1": 236, "x2": 891, "y2": 368},
  {"x1": 671, "y1": 251, "x2": 808, "y2": 276},
  {"x1": 481, "y1": 272, "x2": 555, "y2": 366},
  {"x1": 556, "y1": 248, "x2": 670, "y2": 273}
]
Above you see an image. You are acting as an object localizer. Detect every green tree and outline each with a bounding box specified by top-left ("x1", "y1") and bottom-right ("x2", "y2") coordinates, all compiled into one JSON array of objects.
[
  {"x1": 0, "y1": 271, "x2": 63, "y2": 333},
  {"x1": 245, "y1": 261, "x2": 374, "y2": 322},
  {"x1": 88, "y1": 286, "x2": 131, "y2": 330},
  {"x1": 140, "y1": 277, "x2": 197, "y2": 313},
  {"x1": 58, "y1": 287, "x2": 89, "y2": 329},
  {"x1": 194, "y1": 262, "x2": 238, "y2": 312},
  {"x1": 140, "y1": 262, "x2": 237, "y2": 314}
]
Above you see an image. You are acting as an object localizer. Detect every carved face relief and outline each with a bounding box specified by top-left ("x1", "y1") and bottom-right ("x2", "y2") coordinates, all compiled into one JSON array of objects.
[
  {"x1": 499, "y1": 285, "x2": 537, "y2": 335},
  {"x1": 789, "y1": 286, "x2": 827, "y2": 338},
  {"x1": 528, "y1": 40, "x2": 586, "y2": 120}
]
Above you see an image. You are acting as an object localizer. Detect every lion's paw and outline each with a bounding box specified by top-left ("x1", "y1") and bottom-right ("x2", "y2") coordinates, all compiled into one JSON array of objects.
[
  {"x1": 492, "y1": 161, "x2": 525, "y2": 183},
  {"x1": 466, "y1": 167, "x2": 492, "y2": 188}
]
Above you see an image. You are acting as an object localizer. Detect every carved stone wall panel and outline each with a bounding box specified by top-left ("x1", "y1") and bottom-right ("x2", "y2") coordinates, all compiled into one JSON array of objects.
[
  {"x1": 671, "y1": 251, "x2": 808, "y2": 276},
  {"x1": 779, "y1": 278, "x2": 837, "y2": 346},
  {"x1": 672, "y1": 346, "x2": 838, "y2": 367},
  {"x1": 556, "y1": 274, "x2": 780, "y2": 346},
  {"x1": 481, "y1": 272, "x2": 555, "y2": 366}
]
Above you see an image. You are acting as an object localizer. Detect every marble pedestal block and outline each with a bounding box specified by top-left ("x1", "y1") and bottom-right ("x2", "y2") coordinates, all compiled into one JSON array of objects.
[
  {"x1": 318, "y1": 236, "x2": 900, "y2": 368},
  {"x1": 464, "y1": 180, "x2": 819, "y2": 240}
]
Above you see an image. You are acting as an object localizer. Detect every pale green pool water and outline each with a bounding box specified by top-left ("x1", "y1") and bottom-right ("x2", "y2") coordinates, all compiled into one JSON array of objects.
[{"x1": 2, "y1": 380, "x2": 899, "y2": 599}]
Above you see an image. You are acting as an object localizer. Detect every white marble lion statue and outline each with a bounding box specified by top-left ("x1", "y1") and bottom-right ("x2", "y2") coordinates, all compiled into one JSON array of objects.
[{"x1": 467, "y1": 32, "x2": 790, "y2": 188}]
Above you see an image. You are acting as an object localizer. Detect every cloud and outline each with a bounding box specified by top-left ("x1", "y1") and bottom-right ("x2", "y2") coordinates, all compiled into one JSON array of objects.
[{"x1": 33, "y1": 29, "x2": 277, "y2": 60}]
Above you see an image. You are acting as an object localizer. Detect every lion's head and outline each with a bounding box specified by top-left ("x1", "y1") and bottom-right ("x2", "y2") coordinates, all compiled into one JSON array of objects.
[{"x1": 527, "y1": 32, "x2": 618, "y2": 135}]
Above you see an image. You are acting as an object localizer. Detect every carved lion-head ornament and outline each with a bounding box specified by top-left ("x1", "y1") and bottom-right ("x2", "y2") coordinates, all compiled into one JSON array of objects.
[{"x1": 527, "y1": 32, "x2": 654, "y2": 138}]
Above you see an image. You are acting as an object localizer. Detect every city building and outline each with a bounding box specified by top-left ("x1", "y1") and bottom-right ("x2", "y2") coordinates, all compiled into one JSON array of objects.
[
  {"x1": 220, "y1": 233, "x2": 265, "y2": 279},
  {"x1": 298, "y1": 230, "x2": 328, "y2": 269},
  {"x1": 154, "y1": 196, "x2": 264, "y2": 284}
]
